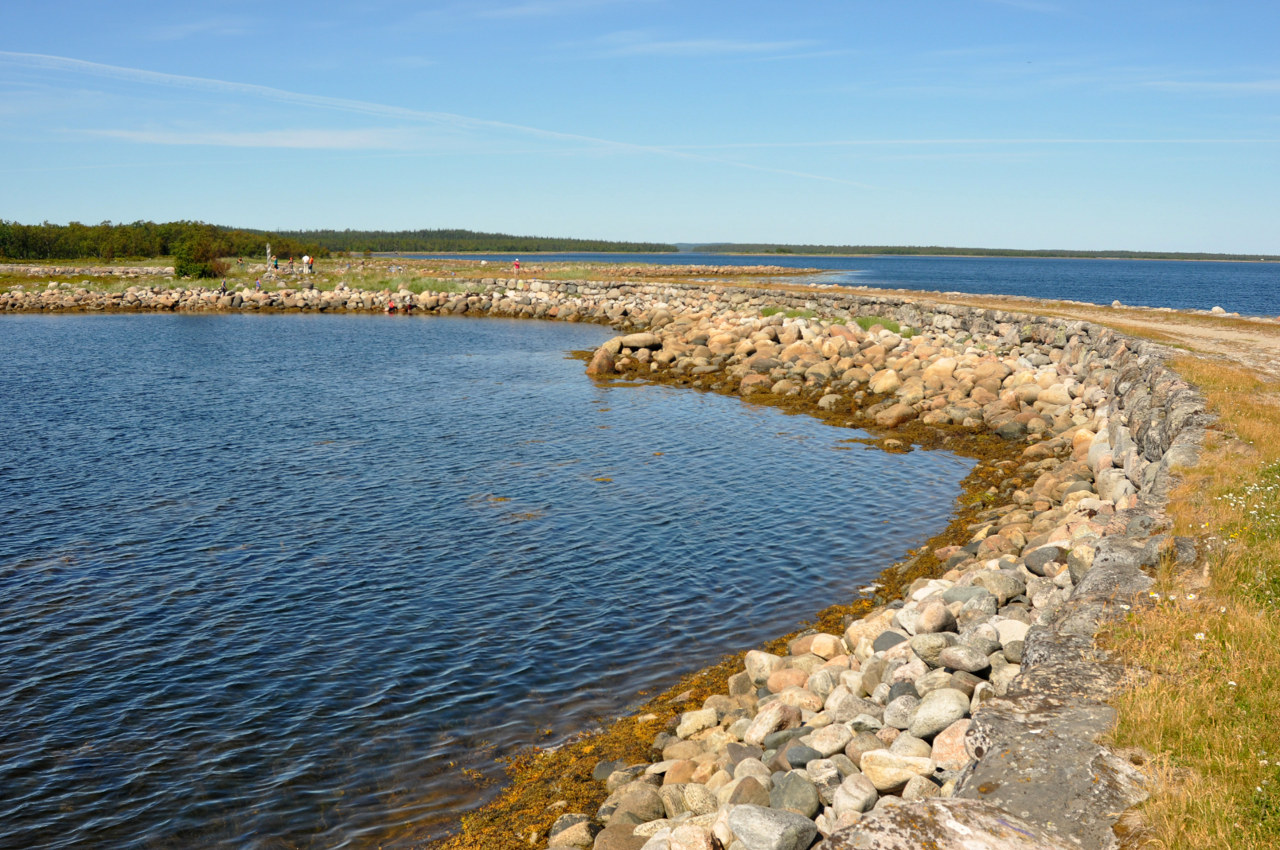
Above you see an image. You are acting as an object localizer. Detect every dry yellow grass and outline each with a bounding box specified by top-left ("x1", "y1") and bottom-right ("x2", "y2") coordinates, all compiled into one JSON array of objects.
[{"x1": 1106, "y1": 356, "x2": 1280, "y2": 849}]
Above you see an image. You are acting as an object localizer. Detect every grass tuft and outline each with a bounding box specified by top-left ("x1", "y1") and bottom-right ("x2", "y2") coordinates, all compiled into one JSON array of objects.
[{"x1": 853, "y1": 315, "x2": 916, "y2": 337}]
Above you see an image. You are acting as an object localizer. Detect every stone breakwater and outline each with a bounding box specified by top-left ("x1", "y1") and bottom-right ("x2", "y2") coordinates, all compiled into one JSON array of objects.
[
  {"x1": 4, "y1": 276, "x2": 1209, "y2": 850},
  {"x1": 0, "y1": 263, "x2": 175, "y2": 278}
]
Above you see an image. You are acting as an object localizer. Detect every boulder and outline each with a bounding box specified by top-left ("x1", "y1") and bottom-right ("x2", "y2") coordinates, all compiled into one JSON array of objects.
[
  {"x1": 820, "y1": 798, "x2": 1077, "y2": 849},
  {"x1": 727, "y1": 804, "x2": 818, "y2": 850}
]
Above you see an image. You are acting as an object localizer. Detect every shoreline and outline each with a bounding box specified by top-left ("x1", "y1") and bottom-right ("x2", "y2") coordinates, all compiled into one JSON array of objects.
[{"x1": 2, "y1": 273, "x2": 1209, "y2": 849}]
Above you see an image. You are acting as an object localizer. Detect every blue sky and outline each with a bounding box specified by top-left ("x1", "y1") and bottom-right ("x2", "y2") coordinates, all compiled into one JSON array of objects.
[{"x1": 2, "y1": 0, "x2": 1277, "y2": 252}]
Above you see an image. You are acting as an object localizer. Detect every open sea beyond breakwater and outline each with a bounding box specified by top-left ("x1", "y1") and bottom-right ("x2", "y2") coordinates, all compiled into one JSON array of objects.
[
  {"x1": 411, "y1": 253, "x2": 1280, "y2": 317},
  {"x1": 0, "y1": 314, "x2": 971, "y2": 848}
]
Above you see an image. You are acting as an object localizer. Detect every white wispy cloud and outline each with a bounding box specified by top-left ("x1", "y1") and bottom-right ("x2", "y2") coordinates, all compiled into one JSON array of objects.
[
  {"x1": 479, "y1": 0, "x2": 645, "y2": 19},
  {"x1": 85, "y1": 128, "x2": 421, "y2": 149},
  {"x1": 664, "y1": 138, "x2": 1280, "y2": 150},
  {"x1": 0, "y1": 50, "x2": 873, "y2": 187},
  {"x1": 1142, "y1": 78, "x2": 1280, "y2": 94},
  {"x1": 595, "y1": 32, "x2": 815, "y2": 57},
  {"x1": 148, "y1": 17, "x2": 251, "y2": 41}
]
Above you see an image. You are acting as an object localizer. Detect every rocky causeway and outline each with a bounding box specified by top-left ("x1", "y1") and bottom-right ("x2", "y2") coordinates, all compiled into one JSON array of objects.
[{"x1": 2, "y1": 273, "x2": 1211, "y2": 850}]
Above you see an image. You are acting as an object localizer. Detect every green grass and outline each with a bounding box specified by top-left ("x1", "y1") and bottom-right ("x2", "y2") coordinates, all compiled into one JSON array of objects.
[
  {"x1": 854, "y1": 315, "x2": 916, "y2": 337},
  {"x1": 760, "y1": 306, "x2": 816, "y2": 319}
]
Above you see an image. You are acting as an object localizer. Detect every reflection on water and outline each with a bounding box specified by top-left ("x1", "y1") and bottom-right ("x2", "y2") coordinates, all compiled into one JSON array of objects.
[{"x1": 0, "y1": 314, "x2": 971, "y2": 848}]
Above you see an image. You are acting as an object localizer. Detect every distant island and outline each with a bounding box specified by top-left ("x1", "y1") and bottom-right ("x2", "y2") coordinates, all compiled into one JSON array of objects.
[
  {"x1": 1, "y1": 220, "x2": 1273, "y2": 263},
  {"x1": 689, "y1": 243, "x2": 1280, "y2": 262}
]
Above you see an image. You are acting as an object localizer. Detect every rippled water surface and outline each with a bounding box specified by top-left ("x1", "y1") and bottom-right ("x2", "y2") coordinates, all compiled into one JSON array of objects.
[{"x1": 0, "y1": 314, "x2": 972, "y2": 848}]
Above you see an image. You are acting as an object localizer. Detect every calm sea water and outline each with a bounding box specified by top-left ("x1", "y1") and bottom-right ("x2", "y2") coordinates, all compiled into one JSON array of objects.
[
  {"x1": 409, "y1": 252, "x2": 1280, "y2": 316},
  {"x1": 0, "y1": 314, "x2": 971, "y2": 849}
]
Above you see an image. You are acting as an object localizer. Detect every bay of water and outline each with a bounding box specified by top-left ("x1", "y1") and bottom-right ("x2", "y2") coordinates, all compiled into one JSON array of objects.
[
  {"x1": 408, "y1": 252, "x2": 1280, "y2": 317},
  {"x1": 0, "y1": 314, "x2": 971, "y2": 849}
]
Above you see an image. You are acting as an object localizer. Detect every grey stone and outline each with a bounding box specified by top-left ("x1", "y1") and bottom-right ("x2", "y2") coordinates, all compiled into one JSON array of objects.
[
  {"x1": 886, "y1": 681, "x2": 920, "y2": 703},
  {"x1": 941, "y1": 586, "x2": 991, "y2": 606},
  {"x1": 726, "y1": 775, "x2": 771, "y2": 807},
  {"x1": 887, "y1": 733, "x2": 932, "y2": 759},
  {"x1": 808, "y1": 723, "x2": 854, "y2": 757},
  {"x1": 938, "y1": 644, "x2": 991, "y2": 675},
  {"x1": 915, "y1": 600, "x2": 957, "y2": 634},
  {"x1": 955, "y1": 694, "x2": 1147, "y2": 850},
  {"x1": 872, "y1": 631, "x2": 908, "y2": 653},
  {"x1": 908, "y1": 688, "x2": 971, "y2": 740},
  {"x1": 776, "y1": 741, "x2": 823, "y2": 771},
  {"x1": 603, "y1": 781, "x2": 665, "y2": 826},
  {"x1": 960, "y1": 633, "x2": 1002, "y2": 658},
  {"x1": 659, "y1": 783, "x2": 717, "y2": 819},
  {"x1": 745, "y1": 650, "x2": 785, "y2": 686},
  {"x1": 728, "y1": 671, "x2": 754, "y2": 696},
  {"x1": 726, "y1": 804, "x2": 818, "y2": 850},
  {"x1": 973, "y1": 571, "x2": 1027, "y2": 606},
  {"x1": 807, "y1": 758, "x2": 845, "y2": 805},
  {"x1": 762, "y1": 727, "x2": 810, "y2": 751},
  {"x1": 913, "y1": 668, "x2": 955, "y2": 697},
  {"x1": 844, "y1": 731, "x2": 884, "y2": 766},
  {"x1": 591, "y1": 823, "x2": 648, "y2": 850},
  {"x1": 859, "y1": 750, "x2": 935, "y2": 792},
  {"x1": 820, "y1": 798, "x2": 1077, "y2": 849},
  {"x1": 744, "y1": 702, "x2": 802, "y2": 746},
  {"x1": 1024, "y1": 545, "x2": 1067, "y2": 577},
  {"x1": 901, "y1": 774, "x2": 941, "y2": 801},
  {"x1": 548, "y1": 813, "x2": 600, "y2": 848},
  {"x1": 726, "y1": 742, "x2": 765, "y2": 769},
  {"x1": 909, "y1": 632, "x2": 959, "y2": 668},
  {"x1": 770, "y1": 770, "x2": 821, "y2": 818},
  {"x1": 882, "y1": 694, "x2": 919, "y2": 730},
  {"x1": 594, "y1": 759, "x2": 629, "y2": 782},
  {"x1": 831, "y1": 773, "x2": 879, "y2": 817},
  {"x1": 825, "y1": 688, "x2": 884, "y2": 724}
]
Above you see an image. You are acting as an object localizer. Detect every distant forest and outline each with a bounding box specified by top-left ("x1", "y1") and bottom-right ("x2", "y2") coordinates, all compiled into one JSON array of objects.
[
  {"x1": 0, "y1": 220, "x2": 327, "y2": 262},
  {"x1": 2, "y1": 221, "x2": 1271, "y2": 263},
  {"x1": 280, "y1": 228, "x2": 678, "y2": 254},
  {"x1": 0, "y1": 221, "x2": 675, "y2": 262},
  {"x1": 693, "y1": 243, "x2": 1280, "y2": 262}
]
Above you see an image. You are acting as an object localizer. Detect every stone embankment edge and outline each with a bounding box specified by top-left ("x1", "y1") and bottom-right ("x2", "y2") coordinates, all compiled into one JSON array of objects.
[{"x1": 2, "y1": 276, "x2": 1210, "y2": 849}]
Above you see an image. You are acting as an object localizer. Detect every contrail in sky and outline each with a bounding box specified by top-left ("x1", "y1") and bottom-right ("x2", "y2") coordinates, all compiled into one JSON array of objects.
[{"x1": 0, "y1": 50, "x2": 874, "y2": 188}]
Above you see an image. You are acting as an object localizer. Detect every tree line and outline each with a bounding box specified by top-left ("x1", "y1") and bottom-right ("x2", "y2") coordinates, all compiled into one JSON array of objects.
[
  {"x1": 276, "y1": 228, "x2": 677, "y2": 254},
  {"x1": 0, "y1": 221, "x2": 677, "y2": 263},
  {"x1": 0, "y1": 220, "x2": 327, "y2": 263}
]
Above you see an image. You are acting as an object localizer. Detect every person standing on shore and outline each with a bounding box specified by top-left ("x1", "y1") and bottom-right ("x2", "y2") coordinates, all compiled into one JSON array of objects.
[{"x1": 513, "y1": 258, "x2": 520, "y2": 278}]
